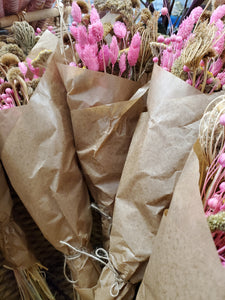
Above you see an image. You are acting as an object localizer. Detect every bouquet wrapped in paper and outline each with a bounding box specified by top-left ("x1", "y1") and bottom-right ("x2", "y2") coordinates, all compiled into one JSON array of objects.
[
  {"x1": 0, "y1": 37, "x2": 100, "y2": 299},
  {"x1": 0, "y1": 163, "x2": 54, "y2": 299},
  {"x1": 94, "y1": 64, "x2": 213, "y2": 299}
]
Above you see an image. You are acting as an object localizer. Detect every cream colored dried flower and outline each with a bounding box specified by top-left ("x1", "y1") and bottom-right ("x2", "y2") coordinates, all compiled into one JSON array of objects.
[
  {"x1": 7, "y1": 67, "x2": 23, "y2": 82},
  {"x1": 0, "y1": 42, "x2": 6, "y2": 48},
  {"x1": 77, "y1": 0, "x2": 89, "y2": 13},
  {"x1": 171, "y1": 57, "x2": 188, "y2": 81},
  {"x1": 0, "y1": 53, "x2": 20, "y2": 67},
  {"x1": 103, "y1": 23, "x2": 113, "y2": 38},
  {"x1": 31, "y1": 49, "x2": 53, "y2": 68},
  {"x1": 11, "y1": 21, "x2": 36, "y2": 55},
  {"x1": 141, "y1": 8, "x2": 152, "y2": 24},
  {"x1": 208, "y1": 211, "x2": 225, "y2": 232},
  {"x1": 0, "y1": 44, "x2": 25, "y2": 61},
  {"x1": 131, "y1": 0, "x2": 140, "y2": 8}
]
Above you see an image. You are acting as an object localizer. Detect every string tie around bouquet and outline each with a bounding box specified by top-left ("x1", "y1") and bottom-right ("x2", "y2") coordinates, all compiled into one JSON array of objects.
[{"x1": 60, "y1": 240, "x2": 126, "y2": 297}]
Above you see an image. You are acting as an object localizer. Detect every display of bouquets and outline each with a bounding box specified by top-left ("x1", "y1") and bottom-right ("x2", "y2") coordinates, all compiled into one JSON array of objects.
[
  {"x1": 93, "y1": 64, "x2": 214, "y2": 300},
  {"x1": 0, "y1": 163, "x2": 55, "y2": 300},
  {"x1": 0, "y1": 41, "x2": 101, "y2": 300},
  {"x1": 151, "y1": 4, "x2": 225, "y2": 94}
]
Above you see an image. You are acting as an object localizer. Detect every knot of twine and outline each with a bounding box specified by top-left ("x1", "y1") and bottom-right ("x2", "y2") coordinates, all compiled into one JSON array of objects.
[{"x1": 60, "y1": 241, "x2": 126, "y2": 297}]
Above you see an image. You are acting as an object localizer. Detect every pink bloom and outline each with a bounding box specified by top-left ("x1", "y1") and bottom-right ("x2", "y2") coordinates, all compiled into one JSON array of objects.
[
  {"x1": 113, "y1": 21, "x2": 127, "y2": 39},
  {"x1": 153, "y1": 56, "x2": 158, "y2": 63},
  {"x1": 119, "y1": 53, "x2": 126, "y2": 75},
  {"x1": 177, "y1": 7, "x2": 203, "y2": 40},
  {"x1": 110, "y1": 36, "x2": 119, "y2": 66},
  {"x1": 98, "y1": 44, "x2": 110, "y2": 71},
  {"x1": 213, "y1": 20, "x2": 225, "y2": 55},
  {"x1": 69, "y1": 62, "x2": 77, "y2": 67},
  {"x1": 210, "y1": 4, "x2": 225, "y2": 24},
  {"x1": 217, "y1": 71, "x2": 225, "y2": 85},
  {"x1": 157, "y1": 35, "x2": 164, "y2": 43},
  {"x1": 90, "y1": 7, "x2": 100, "y2": 24},
  {"x1": 77, "y1": 25, "x2": 88, "y2": 48},
  {"x1": 127, "y1": 32, "x2": 141, "y2": 67},
  {"x1": 70, "y1": 25, "x2": 78, "y2": 40},
  {"x1": 71, "y1": 1, "x2": 82, "y2": 24},
  {"x1": 161, "y1": 7, "x2": 168, "y2": 15},
  {"x1": 82, "y1": 44, "x2": 99, "y2": 71},
  {"x1": 26, "y1": 57, "x2": 40, "y2": 77},
  {"x1": 210, "y1": 58, "x2": 223, "y2": 76},
  {"x1": 18, "y1": 62, "x2": 28, "y2": 77},
  {"x1": 88, "y1": 20, "x2": 104, "y2": 43}
]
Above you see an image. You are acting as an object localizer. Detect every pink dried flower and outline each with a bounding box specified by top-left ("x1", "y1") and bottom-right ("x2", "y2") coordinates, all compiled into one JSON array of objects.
[
  {"x1": 110, "y1": 36, "x2": 119, "y2": 66},
  {"x1": 183, "y1": 65, "x2": 190, "y2": 72},
  {"x1": 220, "y1": 114, "x2": 225, "y2": 126},
  {"x1": 70, "y1": 25, "x2": 78, "y2": 40},
  {"x1": 177, "y1": 7, "x2": 203, "y2": 40},
  {"x1": 217, "y1": 72, "x2": 225, "y2": 86},
  {"x1": 77, "y1": 25, "x2": 88, "y2": 48},
  {"x1": 210, "y1": 4, "x2": 225, "y2": 24},
  {"x1": 71, "y1": 1, "x2": 82, "y2": 24},
  {"x1": 98, "y1": 44, "x2": 110, "y2": 71},
  {"x1": 119, "y1": 52, "x2": 126, "y2": 75},
  {"x1": 82, "y1": 44, "x2": 99, "y2": 71},
  {"x1": 127, "y1": 32, "x2": 141, "y2": 67},
  {"x1": 161, "y1": 7, "x2": 168, "y2": 16},
  {"x1": 90, "y1": 7, "x2": 100, "y2": 24},
  {"x1": 18, "y1": 62, "x2": 28, "y2": 77},
  {"x1": 213, "y1": 20, "x2": 225, "y2": 55},
  {"x1": 157, "y1": 35, "x2": 164, "y2": 43},
  {"x1": 69, "y1": 62, "x2": 77, "y2": 67},
  {"x1": 210, "y1": 58, "x2": 223, "y2": 76},
  {"x1": 219, "y1": 153, "x2": 225, "y2": 167},
  {"x1": 153, "y1": 56, "x2": 158, "y2": 63},
  {"x1": 113, "y1": 21, "x2": 127, "y2": 39},
  {"x1": 88, "y1": 20, "x2": 104, "y2": 43}
]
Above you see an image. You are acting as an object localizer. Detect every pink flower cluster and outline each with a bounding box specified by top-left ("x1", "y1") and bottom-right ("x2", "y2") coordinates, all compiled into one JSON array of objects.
[
  {"x1": 0, "y1": 80, "x2": 15, "y2": 110},
  {"x1": 69, "y1": 2, "x2": 141, "y2": 76}
]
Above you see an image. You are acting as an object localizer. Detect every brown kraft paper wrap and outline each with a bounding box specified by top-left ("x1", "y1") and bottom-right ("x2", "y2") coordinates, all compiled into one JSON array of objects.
[
  {"x1": 136, "y1": 148, "x2": 225, "y2": 300},
  {"x1": 57, "y1": 63, "x2": 146, "y2": 248},
  {"x1": 0, "y1": 51, "x2": 100, "y2": 300},
  {"x1": 0, "y1": 163, "x2": 54, "y2": 299},
  {"x1": 94, "y1": 64, "x2": 213, "y2": 299}
]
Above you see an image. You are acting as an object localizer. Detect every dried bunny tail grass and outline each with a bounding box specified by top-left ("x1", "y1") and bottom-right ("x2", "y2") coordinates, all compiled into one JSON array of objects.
[
  {"x1": 31, "y1": 49, "x2": 53, "y2": 68},
  {"x1": 0, "y1": 53, "x2": 20, "y2": 67},
  {"x1": 10, "y1": 21, "x2": 36, "y2": 56},
  {"x1": 0, "y1": 44, "x2": 26, "y2": 61},
  {"x1": 94, "y1": 0, "x2": 133, "y2": 25},
  {"x1": 13, "y1": 263, "x2": 54, "y2": 300},
  {"x1": 199, "y1": 95, "x2": 225, "y2": 165},
  {"x1": 77, "y1": 0, "x2": 89, "y2": 13},
  {"x1": 103, "y1": 23, "x2": 113, "y2": 38}
]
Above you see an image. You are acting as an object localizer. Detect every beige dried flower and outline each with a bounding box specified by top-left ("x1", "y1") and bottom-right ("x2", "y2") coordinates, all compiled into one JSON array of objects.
[
  {"x1": 200, "y1": 10, "x2": 211, "y2": 22},
  {"x1": 77, "y1": 0, "x2": 89, "y2": 13},
  {"x1": 0, "y1": 42, "x2": 6, "y2": 48},
  {"x1": 31, "y1": 49, "x2": 53, "y2": 68},
  {"x1": 0, "y1": 53, "x2": 20, "y2": 67},
  {"x1": 171, "y1": 57, "x2": 188, "y2": 81},
  {"x1": 180, "y1": 22, "x2": 217, "y2": 70},
  {"x1": 94, "y1": 0, "x2": 133, "y2": 26},
  {"x1": 140, "y1": 8, "x2": 152, "y2": 24},
  {"x1": 131, "y1": 0, "x2": 140, "y2": 8},
  {"x1": 0, "y1": 44, "x2": 25, "y2": 61},
  {"x1": 10, "y1": 21, "x2": 36, "y2": 55},
  {"x1": 103, "y1": 23, "x2": 113, "y2": 38},
  {"x1": 207, "y1": 211, "x2": 225, "y2": 232},
  {"x1": 212, "y1": 0, "x2": 225, "y2": 9}
]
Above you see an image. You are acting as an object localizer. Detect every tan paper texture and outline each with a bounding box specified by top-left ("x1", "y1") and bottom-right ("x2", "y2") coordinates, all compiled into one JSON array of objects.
[
  {"x1": 0, "y1": 51, "x2": 100, "y2": 299},
  {"x1": 94, "y1": 65, "x2": 214, "y2": 299},
  {"x1": 136, "y1": 149, "x2": 225, "y2": 300}
]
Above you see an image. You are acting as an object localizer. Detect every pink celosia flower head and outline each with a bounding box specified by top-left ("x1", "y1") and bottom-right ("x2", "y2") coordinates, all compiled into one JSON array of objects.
[
  {"x1": 90, "y1": 7, "x2": 100, "y2": 24},
  {"x1": 71, "y1": 1, "x2": 82, "y2": 24},
  {"x1": 127, "y1": 32, "x2": 141, "y2": 67},
  {"x1": 98, "y1": 44, "x2": 110, "y2": 71},
  {"x1": 110, "y1": 36, "x2": 119, "y2": 66},
  {"x1": 113, "y1": 21, "x2": 127, "y2": 39},
  {"x1": 119, "y1": 52, "x2": 126, "y2": 75},
  {"x1": 88, "y1": 20, "x2": 104, "y2": 43}
]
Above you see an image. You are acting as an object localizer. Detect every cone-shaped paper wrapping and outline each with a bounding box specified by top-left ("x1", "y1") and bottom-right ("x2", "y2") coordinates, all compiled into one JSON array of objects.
[
  {"x1": 94, "y1": 65, "x2": 213, "y2": 299},
  {"x1": 57, "y1": 64, "x2": 141, "y2": 109},
  {"x1": 0, "y1": 52, "x2": 100, "y2": 299},
  {"x1": 0, "y1": 163, "x2": 36, "y2": 269},
  {"x1": 136, "y1": 149, "x2": 225, "y2": 300},
  {"x1": 57, "y1": 64, "x2": 147, "y2": 248}
]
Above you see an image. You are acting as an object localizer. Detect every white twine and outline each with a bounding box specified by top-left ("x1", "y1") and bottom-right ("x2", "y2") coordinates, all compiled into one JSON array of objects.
[
  {"x1": 60, "y1": 241, "x2": 126, "y2": 297},
  {"x1": 90, "y1": 203, "x2": 112, "y2": 220}
]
